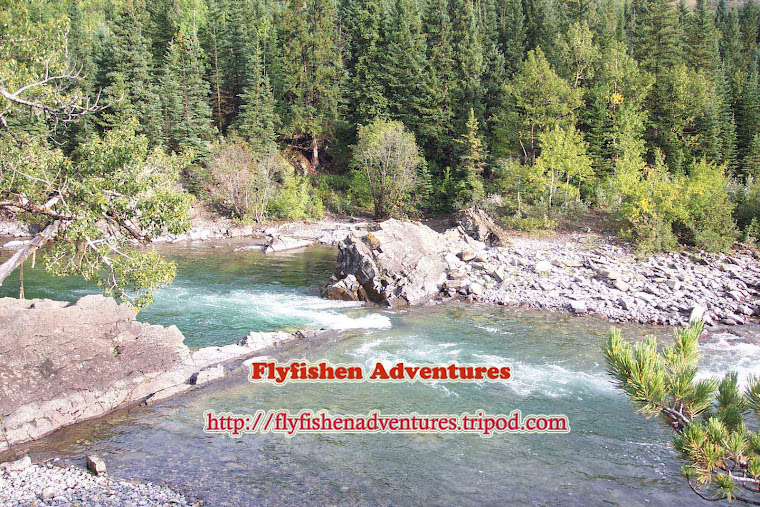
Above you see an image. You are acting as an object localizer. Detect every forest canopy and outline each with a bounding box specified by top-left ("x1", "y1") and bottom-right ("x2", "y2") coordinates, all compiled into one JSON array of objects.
[{"x1": 3, "y1": 0, "x2": 760, "y2": 302}]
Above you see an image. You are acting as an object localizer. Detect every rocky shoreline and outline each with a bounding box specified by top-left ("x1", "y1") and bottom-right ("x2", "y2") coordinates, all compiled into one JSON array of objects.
[
  {"x1": 0, "y1": 295, "x2": 310, "y2": 453},
  {"x1": 0, "y1": 460, "x2": 194, "y2": 506},
  {"x1": 452, "y1": 235, "x2": 759, "y2": 327},
  {"x1": 323, "y1": 216, "x2": 760, "y2": 327}
]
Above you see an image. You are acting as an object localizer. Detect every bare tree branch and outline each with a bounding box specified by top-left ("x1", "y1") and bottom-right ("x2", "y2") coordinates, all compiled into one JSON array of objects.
[{"x1": 0, "y1": 220, "x2": 59, "y2": 286}]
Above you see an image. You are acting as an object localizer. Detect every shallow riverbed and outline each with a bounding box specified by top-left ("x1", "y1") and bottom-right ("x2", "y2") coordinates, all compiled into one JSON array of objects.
[{"x1": 3, "y1": 240, "x2": 759, "y2": 505}]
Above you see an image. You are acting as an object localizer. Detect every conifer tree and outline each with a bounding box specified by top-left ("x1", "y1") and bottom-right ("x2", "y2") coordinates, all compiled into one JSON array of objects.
[
  {"x1": 497, "y1": 0, "x2": 527, "y2": 76},
  {"x1": 420, "y1": 0, "x2": 456, "y2": 164},
  {"x1": 452, "y1": 0, "x2": 486, "y2": 135},
  {"x1": 161, "y1": 28, "x2": 214, "y2": 160},
  {"x1": 344, "y1": 0, "x2": 388, "y2": 128},
  {"x1": 746, "y1": 132, "x2": 760, "y2": 178},
  {"x1": 59, "y1": 0, "x2": 97, "y2": 153},
  {"x1": 381, "y1": 0, "x2": 428, "y2": 134},
  {"x1": 100, "y1": 0, "x2": 162, "y2": 144},
  {"x1": 738, "y1": 67, "x2": 760, "y2": 172},
  {"x1": 479, "y1": 0, "x2": 509, "y2": 135},
  {"x1": 272, "y1": 0, "x2": 343, "y2": 169},
  {"x1": 685, "y1": 0, "x2": 720, "y2": 74},
  {"x1": 739, "y1": 0, "x2": 760, "y2": 57},
  {"x1": 235, "y1": 40, "x2": 279, "y2": 153},
  {"x1": 719, "y1": 10, "x2": 745, "y2": 78},
  {"x1": 457, "y1": 109, "x2": 487, "y2": 203}
]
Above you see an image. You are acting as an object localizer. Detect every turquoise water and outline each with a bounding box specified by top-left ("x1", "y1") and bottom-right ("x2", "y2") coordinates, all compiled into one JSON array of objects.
[
  {"x1": 0, "y1": 240, "x2": 390, "y2": 347},
  {"x1": 5, "y1": 240, "x2": 759, "y2": 505}
]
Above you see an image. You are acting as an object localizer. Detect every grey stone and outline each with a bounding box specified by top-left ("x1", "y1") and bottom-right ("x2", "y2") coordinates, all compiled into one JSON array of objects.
[
  {"x1": 490, "y1": 268, "x2": 506, "y2": 283},
  {"x1": 453, "y1": 207, "x2": 510, "y2": 246},
  {"x1": 190, "y1": 364, "x2": 226, "y2": 385},
  {"x1": 322, "y1": 219, "x2": 470, "y2": 306},
  {"x1": 86, "y1": 455, "x2": 107, "y2": 476},
  {"x1": 469, "y1": 282, "x2": 484, "y2": 296},
  {"x1": 264, "y1": 235, "x2": 313, "y2": 253},
  {"x1": 459, "y1": 248, "x2": 476, "y2": 262},
  {"x1": 570, "y1": 301, "x2": 588, "y2": 314},
  {"x1": 0, "y1": 455, "x2": 31, "y2": 471}
]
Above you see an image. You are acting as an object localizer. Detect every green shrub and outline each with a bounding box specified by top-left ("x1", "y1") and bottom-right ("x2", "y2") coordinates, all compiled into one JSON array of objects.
[
  {"x1": 681, "y1": 160, "x2": 737, "y2": 252},
  {"x1": 269, "y1": 172, "x2": 324, "y2": 220},
  {"x1": 352, "y1": 119, "x2": 422, "y2": 218},
  {"x1": 315, "y1": 173, "x2": 358, "y2": 215},
  {"x1": 610, "y1": 155, "x2": 737, "y2": 252}
]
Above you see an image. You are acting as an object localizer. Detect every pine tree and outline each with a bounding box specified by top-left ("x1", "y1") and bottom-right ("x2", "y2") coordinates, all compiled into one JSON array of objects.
[
  {"x1": 497, "y1": 0, "x2": 527, "y2": 76},
  {"x1": 420, "y1": 0, "x2": 456, "y2": 168},
  {"x1": 456, "y1": 108, "x2": 487, "y2": 203},
  {"x1": 479, "y1": 0, "x2": 509, "y2": 137},
  {"x1": 632, "y1": 0, "x2": 684, "y2": 167},
  {"x1": 523, "y1": 0, "x2": 560, "y2": 61},
  {"x1": 235, "y1": 40, "x2": 279, "y2": 153},
  {"x1": 738, "y1": 67, "x2": 760, "y2": 173},
  {"x1": 720, "y1": 10, "x2": 744, "y2": 78},
  {"x1": 203, "y1": 0, "x2": 229, "y2": 132},
  {"x1": 746, "y1": 132, "x2": 760, "y2": 178},
  {"x1": 344, "y1": 0, "x2": 388, "y2": 128},
  {"x1": 451, "y1": 0, "x2": 486, "y2": 135},
  {"x1": 740, "y1": 0, "x2": 760, "y2": 57},
  {"x1": 100, "y1": 0, "x2": 162, "y2": 144},
  {"x1": 218, "y1": 0, "x2": 254, "y2": 130},
  {"x1": 272, "y1": 0, "x2": 343, "y2": 169},
  {"x1": 716, "y1": 66, "x2": 739, "y2": 171},
  {"x1": 161, "y1": 28, "x2": 213, "y2": 160},
  {"x1": 381, "y1": 0, "x2": 428, "y2": 133},
  {"x1": 59, "y1": 0, "x2": 97, "y2": 153},
  {"x1": 685, "y1": 0, "x2": 720, "y2": 74}
]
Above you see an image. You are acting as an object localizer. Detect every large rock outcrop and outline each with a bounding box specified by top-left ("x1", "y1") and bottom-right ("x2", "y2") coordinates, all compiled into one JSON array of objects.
[
  {"x1": 0, "y1": 295, "x2": 300, "y2": 452},
  {"x1": 321, "y1": 219, "x2": 475, "y2": 306}
]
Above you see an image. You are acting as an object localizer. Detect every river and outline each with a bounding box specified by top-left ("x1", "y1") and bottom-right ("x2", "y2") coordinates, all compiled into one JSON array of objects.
[{"x1": 2, "y1": 239, "x2": 758, "y2": 505}]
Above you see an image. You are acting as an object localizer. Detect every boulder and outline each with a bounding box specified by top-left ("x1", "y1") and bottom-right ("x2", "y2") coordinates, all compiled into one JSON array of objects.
[
  {"x1": 324, "y1": 274, "x2": 361, "y2": 301},
  {"x1": 0, "y1": 455, "x2": 31, "y2": 471},
  {"x1": 453, "y1": 207, "x2": 510, "y2": 246},
  {"x1": 264, "y1": 235, "x2": 314, "y2": 253},
  {"x1": 469, "y1": 282, "x2": 484, "y2": 296},
  {"x1": 0, "y1": 296, "x2": 297, "y2": 452},
  {"x1": 86, "y1": 455, "x2": 107, "y2": 476},
  {"x1": 321, "y1": 219, "x2": 469, "y2": 306},
  {"x1": 570, "y1": 301, "x2": 588, "y2": 314},
  {"x1": 458, "y1": 248, "x2": 476, "y2": 262},
  {"x1": 690, "y1": 304, "x2": 707, "y2": 323}
]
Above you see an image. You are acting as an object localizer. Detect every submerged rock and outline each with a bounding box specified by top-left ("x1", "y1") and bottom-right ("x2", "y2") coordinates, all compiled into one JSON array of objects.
[{"x1": 264, "y1": 235, "x2": 313, "y2": 253}]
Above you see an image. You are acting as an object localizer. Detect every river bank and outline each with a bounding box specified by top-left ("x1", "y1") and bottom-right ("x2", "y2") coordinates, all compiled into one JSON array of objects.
[
  {"x1": 1, "y1": 229, "x2": 759, "y2": 505},
  {"x1": 318, "y1": 216, "x2": 760, "y2": 328},
  {"x1": 455, "y1": 233, "x2": 760, "y2": 327},
  {"x1": 0, "y1": 461, "x2": 194, "y2": 507}
]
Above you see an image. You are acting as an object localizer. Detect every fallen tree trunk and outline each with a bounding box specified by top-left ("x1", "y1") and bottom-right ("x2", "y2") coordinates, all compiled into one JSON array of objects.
[{"x1": 0, "y1": 220, "x2": 59, "y2": 286}]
